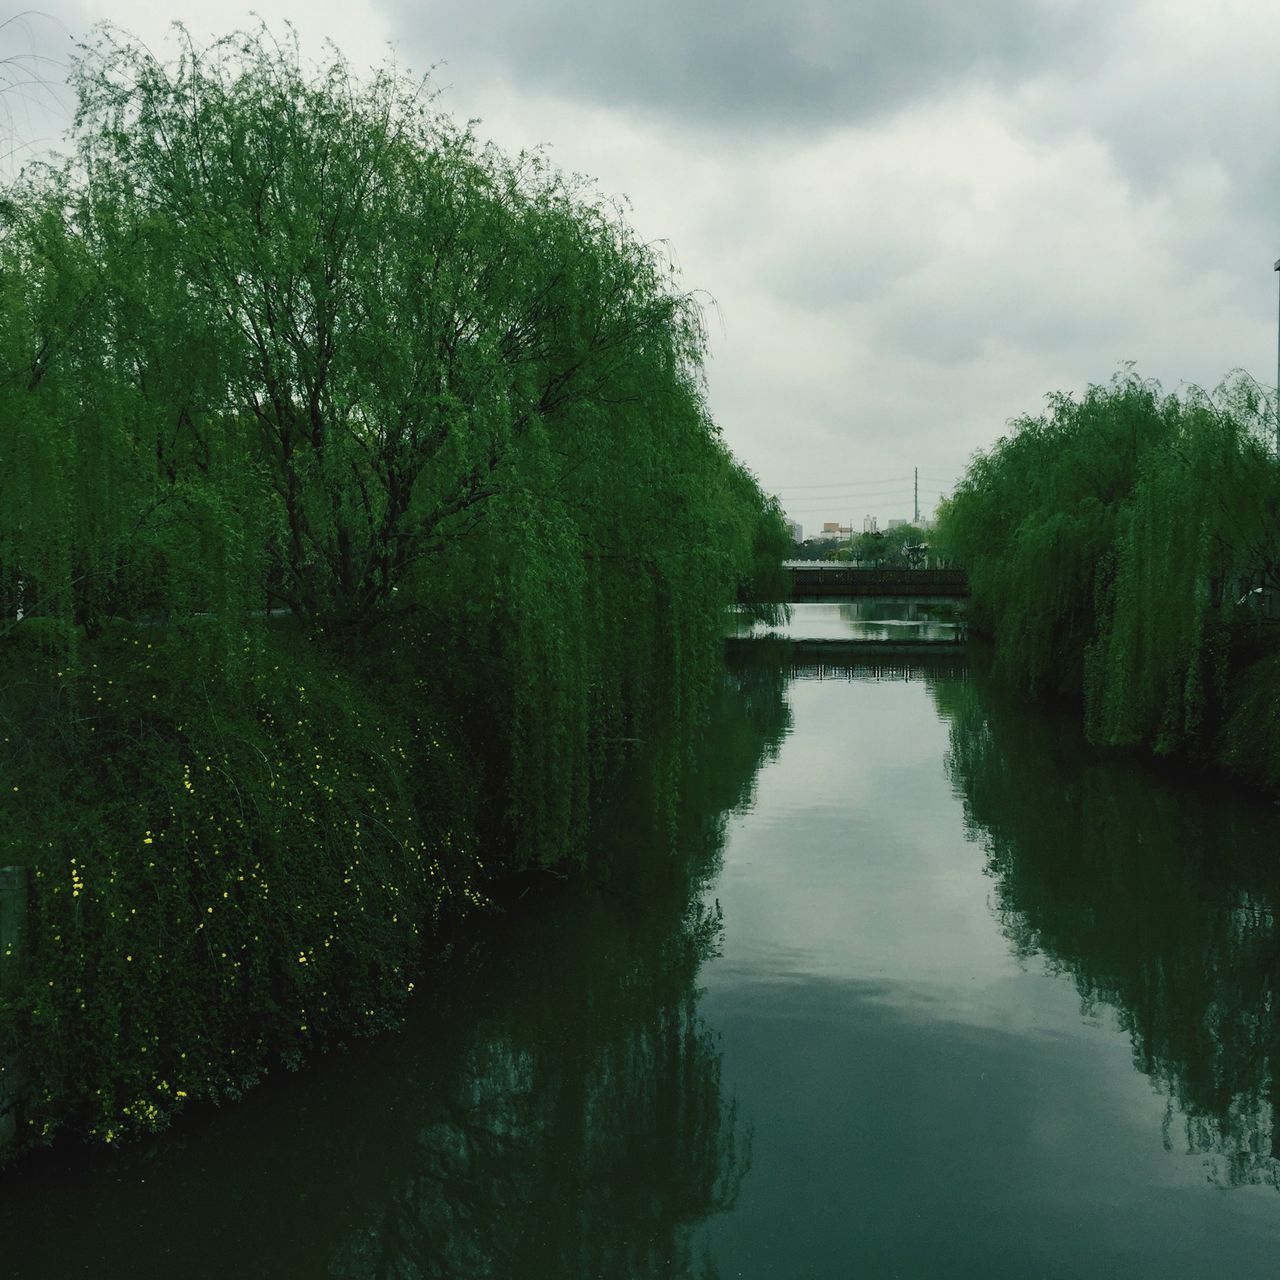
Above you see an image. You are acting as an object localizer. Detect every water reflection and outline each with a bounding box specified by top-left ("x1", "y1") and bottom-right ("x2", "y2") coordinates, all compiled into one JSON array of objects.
[
  {"x1": 325, "y1": 956, "x2": 741, "y2": 1280},
  {"x1": 1, "y1": 663, "x2": 791, "y2": 1280},
  {"x1": 932, "y1": 664, "x2": 1280, "y2": 1191},
  {"x1": 732, "y1": 599, "x2": 962, "y2": 643},
  {"x1": 729, "y1": 636, "x2": 968, "y2": 686},
  {"x1": 23, "y1": 640, "x2": 1280, "y2": 1277}
]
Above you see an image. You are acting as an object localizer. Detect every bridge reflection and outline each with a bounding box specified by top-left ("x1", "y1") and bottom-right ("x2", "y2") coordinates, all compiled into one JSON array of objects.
[{"x1": 728, "y1": 638, "x2": 968, "y2": 683}]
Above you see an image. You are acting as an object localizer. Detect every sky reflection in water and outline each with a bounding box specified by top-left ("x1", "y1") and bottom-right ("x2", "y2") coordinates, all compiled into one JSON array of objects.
[{"x1": 696, "y1": 634, "x2": 1280, "y2": 1276}]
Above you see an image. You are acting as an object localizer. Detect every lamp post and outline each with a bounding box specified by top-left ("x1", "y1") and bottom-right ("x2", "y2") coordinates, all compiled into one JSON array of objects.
[{"x1": 1274, "y1": 258, "x2": 1279, "y2": 455}]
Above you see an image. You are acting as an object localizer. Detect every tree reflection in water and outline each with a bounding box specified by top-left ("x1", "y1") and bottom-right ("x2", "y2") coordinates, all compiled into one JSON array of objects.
[
  {"x1": 326, "y1": 659, "x2": 791, "y2": 1279},
  {"x1": 929, "y1": 664, "x2": 1280, "y2": 1191},
  {"x1": 0, "y1": 660, "x2": 790, "y2": 1280},
  {"x1": 329, "y1": 996, "x2": 742, "y2": 1280}
]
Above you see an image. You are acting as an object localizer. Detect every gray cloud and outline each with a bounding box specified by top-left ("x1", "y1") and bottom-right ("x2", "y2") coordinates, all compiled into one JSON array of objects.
[
  {"x1": 1014, "y1": 24, "x2": 1280, "y2": 235},
  {"x1": 381, "y1": 0, "x2": 1106, "y2": 133},
  {"x1": 11, "y1": 0, "x2": 1274, "y2": 502}
]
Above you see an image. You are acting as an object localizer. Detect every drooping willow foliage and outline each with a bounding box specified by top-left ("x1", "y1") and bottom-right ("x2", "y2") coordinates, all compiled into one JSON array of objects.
[
  {"x1": 0, "y1": 26, "x2": 788, "y2": 1154},
  {"x1": 936, "y1": 370, "x2": 1280, "y2": 770}
]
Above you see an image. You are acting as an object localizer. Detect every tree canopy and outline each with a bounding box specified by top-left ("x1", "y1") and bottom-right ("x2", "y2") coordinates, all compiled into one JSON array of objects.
[
  {"x1": 0, "y1": 23, "x2": 788, "y2": 848},
  {"x1": 935, "y1": 370, "x2": 1279, "y2": 761},
  {"x1": 1, "y1": 26, "x2": 783, "y2": 634},
  {"x1": 0, "y1": 25, "x2": 789, "y2": 1153}
]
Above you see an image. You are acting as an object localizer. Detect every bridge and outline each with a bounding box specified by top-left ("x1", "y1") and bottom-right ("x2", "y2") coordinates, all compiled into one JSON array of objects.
[{"x1": 788, "y1": 566, "x2": 968, "y2": 600}]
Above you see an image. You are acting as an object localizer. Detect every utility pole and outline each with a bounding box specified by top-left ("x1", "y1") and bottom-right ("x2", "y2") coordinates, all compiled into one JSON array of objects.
[
  {"x1": 914, "y1": 467, "x2": 919, "y2": 525},
  {"x1": 1274, "y1": 258, "x2": 1279, "y2": 455}
]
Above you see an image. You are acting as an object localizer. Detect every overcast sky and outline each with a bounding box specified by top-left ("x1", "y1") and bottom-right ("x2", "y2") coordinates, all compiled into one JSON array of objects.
[{"x1": 5, "y1": 2, "x2": 1278, "y2": 530}]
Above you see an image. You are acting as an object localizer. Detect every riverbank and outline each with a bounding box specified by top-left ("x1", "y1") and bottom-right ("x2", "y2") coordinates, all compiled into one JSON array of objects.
[
  {"x1": 0, "y1": 621, "x2": 477, "y2": 1159},
  {"x1": 951, "y1": 619, "x2": 1280, "y2": 799},
  {"x1": 0, "y1": 634, "x2": 790, "y2": 1176}
]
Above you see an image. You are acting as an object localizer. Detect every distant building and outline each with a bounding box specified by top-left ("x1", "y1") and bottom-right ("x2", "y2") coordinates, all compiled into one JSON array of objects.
[
  {"x1": 862, "y1": 515, "x2": 878, "y2": 533},
  {"x1": 887, "y1": 518, "x2": 907, "y2": 529},
  {"x1": 786, "y1": 518, "x2": 803, "y2": 543}
]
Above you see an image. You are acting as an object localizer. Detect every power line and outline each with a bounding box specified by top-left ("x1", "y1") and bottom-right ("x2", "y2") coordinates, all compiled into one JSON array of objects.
[
  {"x1": 784, "y1": 488, "x2": 945, "y2": 506},
  {"x1": 777, "y1": 490, "x2": 930, "y2": 501},
  {"x1": 770, "y1": 478, "x2": 955, "y2": 497},
  {"x1": 783, "y1": 494, "x2": 947, "y2": 504},
  {"x1": 769, "y1": 476, "x2": 913, "y2": 491},
  {"x1": 783, "y1": 501, "x2": 947, "y2": 517},
  {"x1": 781, "y1": 487, "x2": 945, "y2": 502}
]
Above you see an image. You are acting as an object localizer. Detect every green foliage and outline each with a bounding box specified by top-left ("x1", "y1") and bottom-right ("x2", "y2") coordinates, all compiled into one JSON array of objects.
[
  {"x1": 839, "y1": 522, "x2": 929, "y2": 568},
  {"x1": 0, "y1": 25, "x2": 788, "y2": 1155},
  {"x1": 1086, "y1": 388, "x2": 1278, "y2": 750},
  {"x1": 936, "y1": 370, "x2": 1280, "y2": 759},
  {"x1": 1217, "y1": 653, "x2": 1280, "y2": 793},
  {"x1": 2, "y1": 624, "x2": 479, "y2": 1146}
]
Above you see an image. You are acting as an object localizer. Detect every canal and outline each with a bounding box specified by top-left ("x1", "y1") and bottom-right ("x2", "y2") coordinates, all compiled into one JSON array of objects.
[{"x1": 5, "y1": 603, "x2": 1280, "y2": 1277}]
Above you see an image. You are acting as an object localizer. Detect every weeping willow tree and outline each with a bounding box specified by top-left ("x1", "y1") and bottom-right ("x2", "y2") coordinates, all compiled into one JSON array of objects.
[
  {"x1": 1087, "y1": 382, "x2": 1280, "y2": 752},
  {"x1": 2, "y1": 20, "x2": 787, "y2": 826},
  {"x1": 0, "y1": 24, "x2": 788, "y2": 1156},
  {"x1": 936, "y1": 374, "x2": 1174, "y2": 696},
  {"x1": 936, "y1": 369, "x2": 1279, "y2": 769}
]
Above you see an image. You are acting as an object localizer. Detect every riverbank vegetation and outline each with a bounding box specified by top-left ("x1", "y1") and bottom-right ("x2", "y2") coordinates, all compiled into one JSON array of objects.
[
  {"x1": 0, "y1": 26, "x2": 789, "y2": 1156},
  {"x1": 935, "y1": 370, "x2": 1280, "y2": 788},
  {"x1": 789, "y1": 522, "x2": 929, "y2": 565},
  {"x1": 838, "y1": 522, "x2": 929, "y2": 568}
]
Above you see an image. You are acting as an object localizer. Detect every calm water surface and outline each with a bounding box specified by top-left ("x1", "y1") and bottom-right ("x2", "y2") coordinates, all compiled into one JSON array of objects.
[
  {"x1": 6, "y1": 604, "x2": 1280, "y2": 1277},
  {"x1": 731, "y1": 597, "x2": 962, "y2": 643}
]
